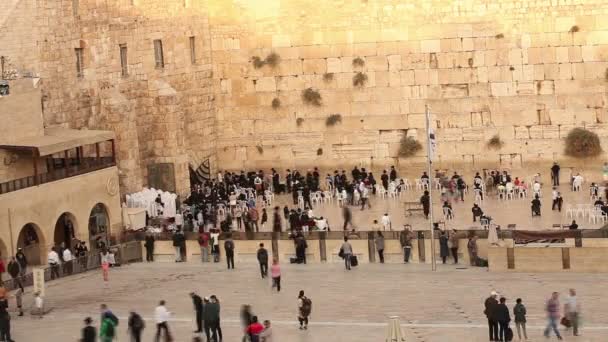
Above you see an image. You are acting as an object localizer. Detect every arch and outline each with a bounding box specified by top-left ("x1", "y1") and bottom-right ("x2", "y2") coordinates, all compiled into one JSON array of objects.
[
  {"x1": 53, "y1": 212, "x2": 78, "y2": 250},
  {"x1": 16, "y1": 223, "x2": 46, "y2": 265},
  {"x1": 88, "y1": 203, "x2": 110, "y2": 248}
]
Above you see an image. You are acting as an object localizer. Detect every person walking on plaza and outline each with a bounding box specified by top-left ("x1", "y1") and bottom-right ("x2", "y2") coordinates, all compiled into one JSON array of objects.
[
  {"x1": 340, "y1": 236, "x2": 353, "y2": 270},
  {"x1": 100, "y1": 312, "x2": 117, "y2": 342},
  {"x1": 224, "y1": 234, "x2": 235, "y2": 269},
  {"x1": 342, "y1": 206, "x2": 353, "y2": 231},
  {"x1": 565, "y1": 288, "x2": 580, "y2": 336},
  {"x1": 81, "y1": 316, "x2": 96, "y2": 342},
  {"x1": 297, "y1": 290, "x2": 312, "y2": 330},
  {"x1": 211, "y1": 295, "x2": 223, "y2": 341},
  {"x1": 261, "y1": 208, "x2": 268, "y2": 230},
  {"x1": 100, "y1": 249, "x2": 111, "y2": 284},
  {"x1": 259, "y1": 320, "x2": 273, "y2": 342},
  {"x1": 439, "y1": 231, "x2": 449, "y2": 264},
  {"x1": 381, "y1": 213, "x2": 391, "y2": 231},
  {"x1": 449, "y1": 230, "x2": 459, "y2": 264},
  {"x1": 513, "y1": 298, "x2": 528, "y2": 341},
  {"x1": 544, "y1": 292, "x2": 563, "y2": 340},
  {"x1": 48, "y1": 247, "x2": 61, "y2": 279},
  {"x1": 271, "y1": 259, "x2": 281, "y2": 292},
  {"x1": 204, "y1": 297, "x2": 220, "y2": 342},
  {"x1": 190, "y1": 292, "x2": 204, "y2": 333},
  {"x1": 172, "y1": 231, "x2": 185, "y2": 262},
  {"x1": 15, "y1": 248, "x2": 27, "y2": 276},
  {"x1": 494, "y1": 297, "x2": 511, "y2": 342},
  {"x1": 144, "y1": 233, "x2": 155, "y2": 262},
  {"x1": 420, "y1": 190, "x2": 430, "y2": 219},
  {"x1": 484, "y1": 291, "x2": 499, "y2": 342},
  {"x1": 257, "y1": 243, "x2": 269, "y2": 278},
  {"x1": 472, "y1": 203, "x2": 483, "y2": 222},
  {"x1": 375, "y1": 231, "x2": 385, "y2": 263},
  {"x1": 467, "y1": 235, "x2": 478, "y2": 265},
  {"x1": 154, "y1": 300, "x2": 172, "y2": 342},
  {"x1": 551, "y1": 162, "x2": 560, "y2": 186},
  {"x1": 198, "y1": 230, "x2": 210, "y2": 263},
  {"x1": 128, "y1": 311, "x2": 145, "y2": 342},
  {"x1": 399, "y1": 226, "x2": 413, "y2": 263},
  {"x1": 63, "y1": 246, "x2": 73, "y2": 276}
]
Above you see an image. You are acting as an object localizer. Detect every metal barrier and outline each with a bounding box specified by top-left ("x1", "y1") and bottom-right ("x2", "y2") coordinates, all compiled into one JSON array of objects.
[{"x1": 1, "y1": 242, "x2": 142, "y2": 291}]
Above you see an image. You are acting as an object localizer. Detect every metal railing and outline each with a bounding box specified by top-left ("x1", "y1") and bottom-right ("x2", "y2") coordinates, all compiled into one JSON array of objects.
[
  {"x1": 0, "y1": 157, "x2": 115, "y2": 194},
  {"x1": 1, "y1": 241, "x2": 142, "y2": 291}
]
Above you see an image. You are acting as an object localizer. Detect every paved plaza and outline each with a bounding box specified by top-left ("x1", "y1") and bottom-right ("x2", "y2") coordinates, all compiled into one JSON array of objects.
[
  {"x1": 264, "y1": 181, "x2": 604, "y2": 233},
  {"x1": 10, "y1": 261, "x2": 608, "y2": 341}
]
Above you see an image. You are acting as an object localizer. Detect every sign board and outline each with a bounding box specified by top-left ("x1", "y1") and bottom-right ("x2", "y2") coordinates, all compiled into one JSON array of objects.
[{"x1": 33, "y1": 267, "x2": 45, "y2": 297}]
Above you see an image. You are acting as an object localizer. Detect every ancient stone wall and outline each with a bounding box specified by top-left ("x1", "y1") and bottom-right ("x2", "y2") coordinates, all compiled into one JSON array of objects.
[
  {"x1": 1, "y1": 0, "x2": 217, "y2": 196},
  {"x1": 208, "y1": 0, "x2": 608, "y2": 175}
]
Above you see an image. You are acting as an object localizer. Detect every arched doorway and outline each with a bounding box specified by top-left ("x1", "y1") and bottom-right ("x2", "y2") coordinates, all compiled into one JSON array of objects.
[
  {"x1": 88, "y1": 203, "x2": 110, "y2": 250},
  {"x1": 16, "y1": 223, "x2": 45, "y2": 265},
  {"x1": 54, "y1": 212, "x2": 77, "y2": 250}
]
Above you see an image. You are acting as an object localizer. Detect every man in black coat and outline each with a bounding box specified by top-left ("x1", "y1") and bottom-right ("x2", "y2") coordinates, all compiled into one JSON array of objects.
[
  {"x1": 257, "y1": 243, "x2": 269, "y2": 278},
  {"x1": 144, "y1": 233, "x2": 155, "y2": 262},
  {"x1": 381, "y1": 170, "x2": 389, "y2": 190},
  {"x1": 420, "y1": 191, "x2": 430, "y2": 219},
  {"x1": 484, "y1": 291, "x2": 499, "y2": 341},
  {"x1": 389, "y1": 166, "x2": 397, "y2": 182},
  {"x1": 190, "y1": 292, "x2": 204, "y2": 333}
]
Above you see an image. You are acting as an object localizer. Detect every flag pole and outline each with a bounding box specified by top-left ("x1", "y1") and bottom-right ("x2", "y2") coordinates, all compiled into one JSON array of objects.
[{"x1": 425, "y1": 105, "x2": 437, "y2": 272}]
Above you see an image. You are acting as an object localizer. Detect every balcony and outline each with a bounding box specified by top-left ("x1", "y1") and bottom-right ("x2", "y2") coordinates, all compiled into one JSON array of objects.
[{"x1": 0, "y1": 127, "x2": 116, "y2": 195}]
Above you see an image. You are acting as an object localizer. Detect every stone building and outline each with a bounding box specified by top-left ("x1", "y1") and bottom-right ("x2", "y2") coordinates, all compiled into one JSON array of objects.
[{"x1": 2, "y1": 0, "x2": 608, "y2": 206}]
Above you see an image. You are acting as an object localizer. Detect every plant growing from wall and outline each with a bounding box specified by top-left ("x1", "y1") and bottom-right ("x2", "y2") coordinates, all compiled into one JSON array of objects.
[
  {"x1": 398, "y1": 135, "x2": 422, "y2": 157},
  {"x1": 296, "y1": 117, "x2": 305, "y2": 127},
  {"x1": 323, "y1": 73, "x2": 334, "y2": 82},
  {"x1": 352, "y1": 57, "x2": 365, "y2": 68},
  {"x1": 256, "y1": 145, "x2": 264, "y2": 154},
  {"x1": 271, "y1": 98, "x2": 281, "y2": 109},
  {"x1": 302, "y1": 88, "x2": 322, "y2": 106},
  {"x1": 569, "y1": 25, "x2": 580, "y2": 33},
  {"x1": 252, "y1": 56, "x2": 265, "y2": 69},
  {"x1": 486, "y1": 135, "x2": 504, "y2": 149},
  {"x1": 495, "y1": 33, "x2": 504, "y2": 39},
  {"x1": 265, "y1": 52, "x2": 280, "y2": 67},
  {"x1": 317, "y1": 148, "x2": 323, "y2": 156},
  {"x1": 564, "y1": 127, "x2": 602, "y2": 158},
  {"x1": 326, "y1": 114, "x2": 342, "y2": 126},
  {"x1": 353, "y1": 72, "x2": 368, "y2": 87}
]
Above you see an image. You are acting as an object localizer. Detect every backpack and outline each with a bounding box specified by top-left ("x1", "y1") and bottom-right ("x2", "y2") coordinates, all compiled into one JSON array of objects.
[
  {"x1": 106, "y1": 311, "x2": 119, "y2": 326},
  {"x1": 131, "y1": 314, "x2": 145, "y2": 330},
  {"x1": 301, "y1": 296, "x2": 312, "y2": 316},
  {"x1": 224, "y1": 240, "x2": 234, "y2": 251}
]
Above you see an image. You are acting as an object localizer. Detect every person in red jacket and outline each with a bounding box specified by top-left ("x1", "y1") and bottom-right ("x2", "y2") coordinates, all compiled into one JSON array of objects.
[{"x1": 245, "y1": 315, "x2": 264, "y2": 342}]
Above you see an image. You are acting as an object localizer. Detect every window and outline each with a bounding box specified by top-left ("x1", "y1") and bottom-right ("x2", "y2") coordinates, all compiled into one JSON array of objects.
[
  {"x1": 189, "y1": 36, "x2": 196, "y2": 64},
  {"x1": 75, "y1": 48, "x2": 84, "y2": 78},
  {"x1": 153, "y1": 40, "x2": 164, "y2": 69},
  {"x1": 119, "y1": 44, "x2": 128, "y2": 76}
]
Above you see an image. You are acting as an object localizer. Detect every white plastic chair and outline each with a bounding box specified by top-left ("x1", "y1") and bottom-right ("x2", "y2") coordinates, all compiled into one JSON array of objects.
[{"x1": 323, "y1": 191, "x2": 333, "y2": 203}]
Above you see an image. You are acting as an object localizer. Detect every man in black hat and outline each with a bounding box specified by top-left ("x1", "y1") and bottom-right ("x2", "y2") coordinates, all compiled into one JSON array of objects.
[{"x1": 190, "y1": 292, "x2": 204, "y2": 333}]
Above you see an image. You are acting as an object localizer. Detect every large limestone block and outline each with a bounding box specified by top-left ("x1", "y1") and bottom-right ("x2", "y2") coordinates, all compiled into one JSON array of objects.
[
  {"x1": 255, "y1": 77, "x2": 277, "y2": 92},
  {"x1": 299, "y1": 45, "x2": 330, "y2": 59},
  {"x1": 340, "y1": 57, "x2": 354, "y2": 73},
  {"x1": 490, "y1": 82, "x2": 516, "y2": 97},
  {"x1": 366, "y1": 56, "x2": 388, "y2": 71},
  {"x1": 278, "y1": 59, "x2": 303, "y2": 76},
  {"x1": 420, "y1": 39, "x2": 440, "y2": 53},
  {"x1": 326, "y1": 58, "x2": 341, "y2": 73},
  {"x1": 302, "y1": 59, "x2": 327, "y2": 74},
  {"x1": 581, "y1": 46, "x2": 599, "y2": 62},
  {"x1": 272, "y1": 35, "x2": 292, "y2": 48},
  {"x1": 542, "y1": 47, "x2": 556, "y2": 64},
  {"x1": 556, "y1": 47, "x2": 569, "y2": 63},
  {"x1": 353, "y1": 43, "x2": 377, "y2": 56},
  {"x1": 407, "y1": 113, "x2": 426, "y2": 128},
  {"x1": 558, "y1": 64, "x2": 572, "y2": 80}
]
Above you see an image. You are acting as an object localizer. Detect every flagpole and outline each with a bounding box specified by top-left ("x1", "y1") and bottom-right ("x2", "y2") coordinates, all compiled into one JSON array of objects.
[{"x1": 425, "y1": 105, "x2": 437, "y2": 272}]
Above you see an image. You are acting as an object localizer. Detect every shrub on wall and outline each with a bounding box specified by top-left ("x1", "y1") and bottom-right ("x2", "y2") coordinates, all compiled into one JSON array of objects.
[
  {"x1": 252, "y1": 56, "x2": 265, "y2": 69},
  {"x1": 564, "y1": 128, "x2": 602, "y2": 158},
  {"x1": 569, "y1": 25, "x2": 580, "y2": 33},
  {"x1": 271, "y1": 98, "x2": 281, "y2": 109},
  {"x1": 352, "y1": 57, "x2": 365, "y2": 67},
  {"x1": 398, "y1": 136, "x2": 422, "y2": 157},
  {"x1": 495, "y1": 33, "x2": 504, "y2": 39},
  {"x1": 325, "y1": 114, "x2": 342, "y2": 126},
  {"x1": 353, "y1": 72, "x2": 368, "y2": 87},
  {"x1": 323, "y1": 73, "x2": 334, "y2": 82},
  {"x1": 296, "y1": 117, "x2": 305, "y2": 126},
  {"x1": 265, "y1": 52, "x2": 280, "y2": 67},
  {"x1": 256, "y1": 145, "x2": 264, "y2": 154},
  {"x1": 486, "y1": 135, "x2": 504, "y2": 149},
  {"x1": 317, "y1": 148, "x2": 323, "y2": 156},
  {"x1": 302, "y1": 88, "x2": 322, "y2": 106}
]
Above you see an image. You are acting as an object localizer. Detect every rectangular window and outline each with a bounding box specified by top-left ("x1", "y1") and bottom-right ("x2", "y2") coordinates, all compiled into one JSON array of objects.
[
  {"x1": 119, "y1": 44, "x2": 128, "y2": 76},
  {"x1": 189, "y1": 36, "x2": 196, "y2": 64},
  {"x1": 153, "y1": 40, "x2": 164, "y2": 69},
  {"x1": 75, "y1": 48, "x2": 84, "y2": 78}
]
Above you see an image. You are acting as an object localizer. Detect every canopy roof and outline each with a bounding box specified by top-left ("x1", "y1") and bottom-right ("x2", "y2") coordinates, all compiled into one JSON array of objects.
[{"x1": 0, "y1": 127, "x2": 115, "y2": 156}]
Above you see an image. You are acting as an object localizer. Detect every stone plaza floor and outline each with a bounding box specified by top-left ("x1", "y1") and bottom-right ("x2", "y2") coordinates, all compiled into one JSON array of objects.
[
  {"x1": 11, "y1": 260, "x2": 608, "y2": 341},
  {"x1": 265, "y1": 182, "x2": 604, "y2": 232}
]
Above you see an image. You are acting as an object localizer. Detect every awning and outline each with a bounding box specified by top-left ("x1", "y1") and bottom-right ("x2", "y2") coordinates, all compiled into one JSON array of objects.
[{"x1": 0, "y1": 127, "x2": 115, "y2": 156}]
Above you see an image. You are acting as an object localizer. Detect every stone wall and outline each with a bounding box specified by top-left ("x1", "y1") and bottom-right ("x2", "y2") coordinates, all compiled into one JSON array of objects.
[
  {"x1": 1, "y1": 0, "x2": 217, "y2": 196},
  {"x1": 208, "y1": 0, "x2": 608, "y2": 175}
]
